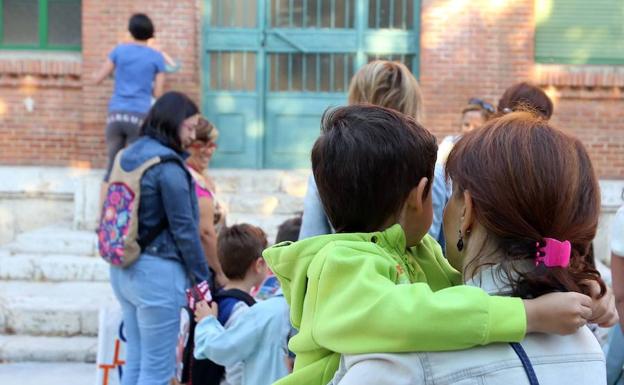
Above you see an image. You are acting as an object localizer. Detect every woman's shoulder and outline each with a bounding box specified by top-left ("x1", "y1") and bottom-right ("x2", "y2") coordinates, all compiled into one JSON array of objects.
[{"x1": 187, "y1": 167, "x2": 210, "y2": 188}]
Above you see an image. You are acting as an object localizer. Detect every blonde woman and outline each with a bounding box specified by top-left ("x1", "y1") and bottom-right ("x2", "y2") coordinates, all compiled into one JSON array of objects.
[
  {"x1": 299, "y1": 60, "x2": 425, "y2": 239},
  {"x1": 186, "y1": 118, "x2": 228, "y2": 287}
]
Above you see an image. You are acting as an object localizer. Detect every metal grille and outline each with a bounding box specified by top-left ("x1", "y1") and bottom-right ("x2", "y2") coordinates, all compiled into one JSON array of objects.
[
  {"x1": 211, "y1": 0, "x2": 258, "y2": 28},
  {"x1": 269, "y1": 53, "x2": 355, "y2": 92},
  {"x1": 270, "y1": 0, "x2": 355, "y2": 28},
  {"x1": 367, "y1": 54, "x2": 414, "y2": 71},
  {"x1": 368, "y1": 0, "x2": 414, "y2": 29},
  {"x1": 210, "y1": 51, "x2": 257, "y2": 91}
]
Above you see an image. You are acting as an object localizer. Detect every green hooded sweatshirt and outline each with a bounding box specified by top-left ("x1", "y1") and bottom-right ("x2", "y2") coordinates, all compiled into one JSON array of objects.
[{"x1": 263, "y1": 224, "x2": 526, "y2": 385}]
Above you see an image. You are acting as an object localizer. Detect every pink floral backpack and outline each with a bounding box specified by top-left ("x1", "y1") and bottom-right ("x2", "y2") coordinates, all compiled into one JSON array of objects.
[{"x1": 97, "y1": 150, "x2": 178, "y2": 267}]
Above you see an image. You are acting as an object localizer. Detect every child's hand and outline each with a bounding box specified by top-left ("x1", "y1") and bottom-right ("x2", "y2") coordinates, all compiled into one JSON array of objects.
[
  {"x1": 524, "y1": 292, "x2": 592, "y2": 335},
  {"x1": 584, "y1": 280, "x2": 618, "y2": 327},
  {"x1": 194, "y1": 300, "x2": 218, "y2": 323}
]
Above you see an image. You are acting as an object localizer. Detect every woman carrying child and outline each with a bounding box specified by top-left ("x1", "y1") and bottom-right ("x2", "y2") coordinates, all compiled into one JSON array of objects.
[
  {"x1": 263, "y1": 104, "x2": 616, "y2": 385},
  {"x1": 331, "y1": 111, "x2": 615, "y2": 385}
]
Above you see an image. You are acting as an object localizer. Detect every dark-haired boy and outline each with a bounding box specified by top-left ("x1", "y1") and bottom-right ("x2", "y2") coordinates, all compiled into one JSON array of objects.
[{"x1": 264, "y1": 104, "x2": 600, "y2": 385}]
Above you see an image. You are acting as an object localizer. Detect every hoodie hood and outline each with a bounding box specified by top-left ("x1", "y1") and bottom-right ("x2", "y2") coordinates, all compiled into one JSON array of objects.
[
  {"x1": 263, "y1": 224, "x2": 407, "y2": 329},
  {"x1": 120, "y1": 136, "x2": 188, "y2": 172}
]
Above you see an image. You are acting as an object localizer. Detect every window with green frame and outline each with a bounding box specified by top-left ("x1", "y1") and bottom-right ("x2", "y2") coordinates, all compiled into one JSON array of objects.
[
  {"x1": 0, "y1": 0, "x2": 81, "y2": 51},
  {"x1": 535, "y1": 0, "x2": 624, "y2": 65}
]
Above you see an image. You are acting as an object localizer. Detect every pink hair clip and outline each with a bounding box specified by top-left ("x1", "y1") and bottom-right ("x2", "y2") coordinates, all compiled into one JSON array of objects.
[{"x1": 535, "y1": 238, "x2": 571, "y2": 268}]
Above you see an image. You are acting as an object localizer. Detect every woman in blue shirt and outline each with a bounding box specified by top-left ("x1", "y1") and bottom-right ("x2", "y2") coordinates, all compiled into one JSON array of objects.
[{"x1": 93, "y1": 13, "x2": 166, "y2": 202}]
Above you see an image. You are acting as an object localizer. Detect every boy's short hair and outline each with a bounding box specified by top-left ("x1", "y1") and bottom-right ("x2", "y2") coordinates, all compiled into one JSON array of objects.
[
  {"x1": 311, "y1": 104, "x2": 437, "y2": 233},
  {"x1": 128, "y1": 13, "x2": 154, "y2": 41},
  {"x1": 217, "y1": 224, "x2": 268, "y2": 280},
  {"x1": 275, "y1": 215, "x2": 303, "y2": 243}
]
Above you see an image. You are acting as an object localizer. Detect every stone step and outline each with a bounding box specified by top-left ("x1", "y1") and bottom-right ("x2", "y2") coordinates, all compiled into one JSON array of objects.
[
  {"x1": 220, "y1": 192, "x2": 303, "y2": 219},
  {"x1": 0, "y1": 254, "x2": 109, "y2": 282},
  {"x1": 0, "y1": 281, "x2": 114, "y2": 336},
  {"x1": 0, "y1": 362, "x2": 96, "y2": 385},
  {"x1": 0, "y1": 335, "x2": 97, "y2": 362},
  {"x1": 211, "y1": 169, "x2": 309, "y2": 196},
  {"x1": 7, "y1": 225, "x2": 97, "y2": 256}
]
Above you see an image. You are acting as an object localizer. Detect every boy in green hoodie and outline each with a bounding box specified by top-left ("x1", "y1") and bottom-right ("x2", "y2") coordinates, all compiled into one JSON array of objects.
[{"x1": 263, "y1": 105, "x2": 599, "y2": 385}]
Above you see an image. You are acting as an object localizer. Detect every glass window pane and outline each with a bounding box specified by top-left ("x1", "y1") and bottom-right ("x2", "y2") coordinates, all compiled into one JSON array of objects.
[
  {"x1": 213, "y1": 0, "x2": 257, "y2": 28},
  {"x1": 210, "y1": 53, "x2": 219, "y2": 90},
  {"x1": 278, "y1": 53, "x2": 289, "y2": 91},
  {"x1": 273, "y1": 0, "x2": 353, "y2": 28},
  {"x1": 2, "y1": 0, "x2": 39, "y2": 45},
  {"x1": 48, "y1": 0, "x2": 81, "y2": 46},
  {"x1": 305, "y1": 54, "x2": 317, "y2": 91},
  {"x1": 367, "y1": 54, "x2": 414, "y2": 73},
  {"x1": 245, "y1": 52, "x2": 256, "y2": 91},
  {"x1": 270, "y1": 53, "x2": 355, "y2": 92},
  {"x1": 291, "y1": 54, "x2": 303, "y2": 90},
  {"x1": 369, "y1": 0, "x2": 414, "y2": 29},
  {"x1": 210, "y1": 51, "x2": 256, "y2": 91},
  {"x1": 333, "y1": 54, "x2": 345, "y2": 92},
  {"x1": 319, "y1": 54, "x2": 330, "y2": 91}
]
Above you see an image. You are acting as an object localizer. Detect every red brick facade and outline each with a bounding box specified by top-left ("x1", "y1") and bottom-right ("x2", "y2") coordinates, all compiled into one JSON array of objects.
[{"x1": 1, "y1": 0, "x2": 623, "y2": 177}]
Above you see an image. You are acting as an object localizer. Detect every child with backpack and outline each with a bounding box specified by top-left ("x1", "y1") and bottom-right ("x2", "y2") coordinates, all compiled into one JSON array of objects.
[
  {"x1": 193, "y1": 223, "x2": 291, "y2": 385},
  {"x1": 262, "y1": 105, "x2": 615, "y2": 385}
]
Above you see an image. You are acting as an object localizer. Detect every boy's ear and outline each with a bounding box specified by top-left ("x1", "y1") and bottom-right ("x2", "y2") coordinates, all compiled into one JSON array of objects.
[
  {"x1": 406, "y1": 177, "x2": 429, "y2": 213},
  {"x1": 255, "y1": 257, "x2": 266, "y2": 273}
]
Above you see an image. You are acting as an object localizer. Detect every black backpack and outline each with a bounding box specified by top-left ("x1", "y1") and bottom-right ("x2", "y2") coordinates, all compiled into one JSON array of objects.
[{"x1": 188, "y1": 289, "x2": 256, "y2": 385}]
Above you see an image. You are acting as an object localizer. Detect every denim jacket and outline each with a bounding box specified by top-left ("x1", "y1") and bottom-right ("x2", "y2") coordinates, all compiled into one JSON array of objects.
[
  {"x1": 298, "y1": 175, "x2": 333, "y2": 240},
  {"x1": 120, "y1": 136, "x2": 210, "y2": 282}
]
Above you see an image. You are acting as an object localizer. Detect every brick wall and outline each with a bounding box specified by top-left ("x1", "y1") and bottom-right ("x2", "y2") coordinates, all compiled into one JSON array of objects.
[
  {"x1": 420, "y1": 0, "x2": 624, "y2": 178},
  {"x1": 1, "y1": 0, "x2": 623, "y2": 177},
  {"x1": 0, "y1": 0, "x2": 201, "y2": 169}
]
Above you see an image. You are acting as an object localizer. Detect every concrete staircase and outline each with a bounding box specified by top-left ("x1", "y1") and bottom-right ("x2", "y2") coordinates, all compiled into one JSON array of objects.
[
  {"x1": 0, "y1": 169, "x2": 307, "y2": 367},
  {"x1": 0, "y1": 226, "x2": 111, "y2": 363}
]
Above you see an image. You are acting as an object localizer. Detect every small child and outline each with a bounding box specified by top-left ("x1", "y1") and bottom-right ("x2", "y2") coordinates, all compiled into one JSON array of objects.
[
  {"x1": 276, "y1": 215, "x2": 303, "y2": 243},
  {"x1": 263, "y1": 104, "x2": 604, "y2": 385},
  {"x1": 194, "y1": 224, "x2": 291, "y2": 385}
]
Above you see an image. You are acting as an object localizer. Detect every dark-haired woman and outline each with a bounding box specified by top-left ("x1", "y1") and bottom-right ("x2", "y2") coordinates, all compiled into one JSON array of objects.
[
  {"x1": 497, "y1": 81, "x2": 554, "y2": 119},
  {"x1": 109, "y1": 91, "x2": 211, "y2": 385},
  {"x1": 93, "y1": 13, "x2": 167, "y2": 205},
  {"x1": 331, "y1": 111, "x2": 615, "y2": 385}
]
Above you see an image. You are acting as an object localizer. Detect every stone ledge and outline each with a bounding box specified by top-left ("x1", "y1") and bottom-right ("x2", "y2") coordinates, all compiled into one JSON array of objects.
[
  {"x1": 0, "y1": 51, "x2": 81, "y2": 76},
  {"x1": 536, "y1": 64, "x2": 624, "y2": 89},
  {"x1": 0, "y1": 51, "x2": 82, "y2": 88}
]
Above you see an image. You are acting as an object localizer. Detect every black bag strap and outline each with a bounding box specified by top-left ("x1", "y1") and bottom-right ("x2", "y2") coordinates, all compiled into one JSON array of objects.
[
  {"x1": 214, "y1": 289, "x2": 257, "y2": 307},
  {"x1": 137, "y1": 217, "x2": 168, "y2": 251},
  {"x1": 136, "y1": 154, "x2": 188, "y2": 253},
  {"x1": 509, "y1": 342, "x2": 540, "y2": 385}
]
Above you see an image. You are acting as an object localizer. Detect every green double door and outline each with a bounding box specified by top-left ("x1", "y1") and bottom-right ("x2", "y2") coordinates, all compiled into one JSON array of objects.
[{"x1": 203, "y1": 0, "x2": 420, "y2": 168}]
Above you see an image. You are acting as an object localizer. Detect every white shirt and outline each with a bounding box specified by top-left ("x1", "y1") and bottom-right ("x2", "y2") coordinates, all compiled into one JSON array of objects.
[{"x1": 330, "y1": 266, "x2": 606, "y2": 385}]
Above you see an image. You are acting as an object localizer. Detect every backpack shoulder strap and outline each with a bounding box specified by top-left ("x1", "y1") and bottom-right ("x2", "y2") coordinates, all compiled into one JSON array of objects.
[{"x1": 214, "y1": 289, "x2": 257, "y2": 307}]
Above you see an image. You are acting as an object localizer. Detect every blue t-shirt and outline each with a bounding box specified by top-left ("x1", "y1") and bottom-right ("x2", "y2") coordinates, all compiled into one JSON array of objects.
[{"x1": 108, "y1": 43, "x2": 165, "y2": 114}]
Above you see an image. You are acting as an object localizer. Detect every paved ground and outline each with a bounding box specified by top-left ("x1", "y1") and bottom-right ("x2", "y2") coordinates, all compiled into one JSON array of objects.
[{"x1": 0, "y1": 363, "x2": 96, "y2": 385}]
